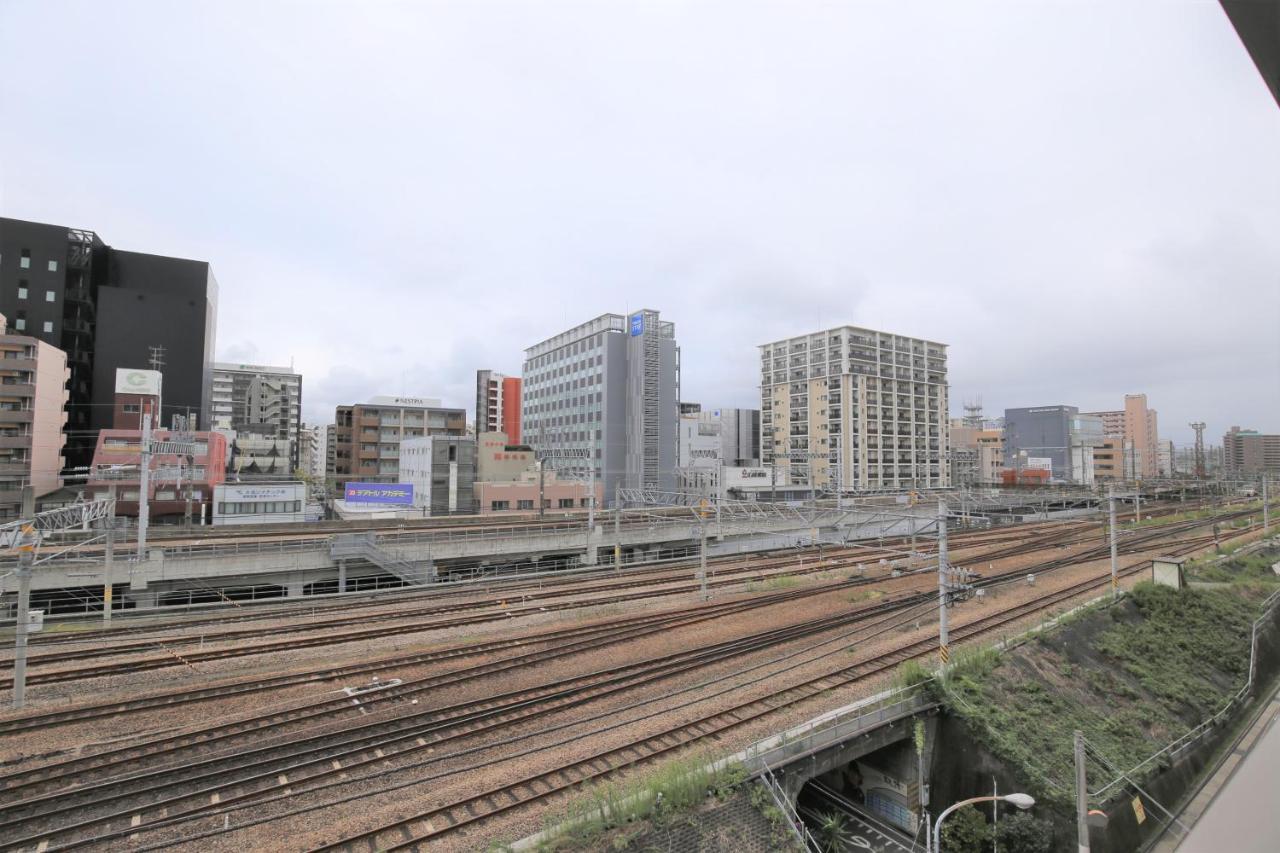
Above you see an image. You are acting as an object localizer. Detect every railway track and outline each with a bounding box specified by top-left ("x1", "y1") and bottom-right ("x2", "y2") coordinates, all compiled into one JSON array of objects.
[{"x1": 0, "y1": 511, "x2": 1258, "y2": 852}]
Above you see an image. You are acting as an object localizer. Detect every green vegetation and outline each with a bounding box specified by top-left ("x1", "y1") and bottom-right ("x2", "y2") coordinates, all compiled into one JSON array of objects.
[
  {"x1": 747, "y1": 573, "x2": 802, "y2": 592},
  {"x1": 933, "y1": 805, "x2": 1053, "y2": 853},
  {"x1": 1186, "y1": 545, "x2": 1280, "y2": 586},
  {"x1": 934, "y1": 582, "x2": 1270, "y2": 806},
  {"x1": 529, "y1": 758, "x2": 749, "y2": 851},
  {"x1": 846, "y1": 588, "x2": 885, "y2": 605},
  {"x1": 815, "y1": 809, "x2": 849, "y2": 852},
  {"x1": 941, "y1": 805, "x2": 990, "y2": 853}
]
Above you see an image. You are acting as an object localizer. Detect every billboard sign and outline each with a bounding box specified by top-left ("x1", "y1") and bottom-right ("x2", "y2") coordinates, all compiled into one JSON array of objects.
[
  {"x1": 629, "y1": 314, "x2": 643, "y2": 336},
  {"x1": 344, "y1": 482, "x2": 414, "y2": 505},
  {"x1": 115, "y1": 368, "x2": 162, "y2": 396}
]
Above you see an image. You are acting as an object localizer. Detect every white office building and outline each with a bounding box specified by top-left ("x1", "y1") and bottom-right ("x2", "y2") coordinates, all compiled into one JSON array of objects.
[
  {"x1": 212, "y1": 362, "x2": 302, "y2": 471},
  {"x1": 522, "y1": 310, "x2": 680, "y2": 504}
]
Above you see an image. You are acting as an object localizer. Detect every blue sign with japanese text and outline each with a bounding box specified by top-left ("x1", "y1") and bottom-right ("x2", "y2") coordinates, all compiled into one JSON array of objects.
[
  {"x1": 630, "y1": 313, "x2": 643, "y2": 336},
  {"x1": 344, "y1": 483, "x2": 414, "y2": 505}
]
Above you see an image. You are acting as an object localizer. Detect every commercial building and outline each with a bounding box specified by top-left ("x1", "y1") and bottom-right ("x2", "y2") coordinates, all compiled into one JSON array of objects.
[
  {"x1": 1084, "y1": 394, "x2": 1160, "y2": 480},
  {"x1": 0, "y1": 217, "x2": 218, "y2": 466},
  {"x1": 0, "y1": 313, "x2": 70, "y2": 519},
  {"x1": 760, "y1": 326, "x2": 948, "y2": 490},
  {"x1": 325, "y1": 423, "x2": 337, "y2": 481},
  {"x1": 298, "y1": 423, "x2": 327, "y2": 482},
  {"x1": 211, "y1": 363, "x2": 302, "y2": 470},
  {"x1": 1223, "y1": 426, "x2": 1280, "y2": 475},
  {"x1": 1003, "y1": 406, "x2": 1103, "y2": 485},
  {"x1": 332, "y1": 396, "x2": 466, "y2": 488},
  {"x1": 213, "y1": 482, "x2": 306, "y2": 525},
  {"x1": 475, "y1": 369, "x2": 522, "y2": 444},
  {"x1": 223, "y1": 428, "x2": 293, "y2": 478},
  {"x1": 87, "y1": 428, "x2": 228, "y2": 523},
  {"x1": 399, "y1": 435, "x2": 476, "y2": 515},
  {"x1": 1093, "y1": 438, "x2": 1125, "y2": 482},
  {"x1": 949, "y1": 423, "x2": 1003, "y2": 486},
  {"x1": 472, "y1": 430, "x2": 598, "y2": 514},
  {"x1": 522, "y1": 310, "x2": 680, "y2": 503},
  {"x1": 676, "y1": 407, "x2": 761, "y2": 493}
]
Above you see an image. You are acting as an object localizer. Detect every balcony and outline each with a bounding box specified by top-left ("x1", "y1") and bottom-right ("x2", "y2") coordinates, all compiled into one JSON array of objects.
[{"x1": 0, "y1": 409, "x2": 34, "y2": 423}]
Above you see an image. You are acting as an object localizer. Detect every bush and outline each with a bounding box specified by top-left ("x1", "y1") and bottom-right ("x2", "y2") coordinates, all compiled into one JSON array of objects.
[
  {"x1": 940, "y1": 804, "x2": 989, "y2": 853},
  {"x1": 995, "y1": 811, "x2": 1053, "y2": 853}
]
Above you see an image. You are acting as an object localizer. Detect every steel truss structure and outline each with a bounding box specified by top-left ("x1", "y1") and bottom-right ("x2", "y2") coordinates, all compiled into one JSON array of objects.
[{"x1": 0, "y1": 498, "x2": 117, "y2": 547}]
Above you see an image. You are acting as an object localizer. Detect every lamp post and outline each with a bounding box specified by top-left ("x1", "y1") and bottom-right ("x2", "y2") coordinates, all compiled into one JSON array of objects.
[{"x1": 933, "y1": 793, "x2": 1035, "y2": 852}]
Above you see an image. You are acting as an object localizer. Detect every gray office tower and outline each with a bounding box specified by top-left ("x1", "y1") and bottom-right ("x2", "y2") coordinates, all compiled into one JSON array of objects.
[
  {"x1": 0, "y1": 217, "x2": 217, "y2": 467},
  {"x1": 522, "y1": 310, "x2": 680, "y2": 505},
  {"x1": 1003, "y1": 405, "x2": 1103, "y2": 483}
]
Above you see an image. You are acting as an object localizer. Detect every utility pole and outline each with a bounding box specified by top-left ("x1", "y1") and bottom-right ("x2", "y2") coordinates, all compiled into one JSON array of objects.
[
  {"x1": 937, "y1": 498, "x2": 950, "y2": 667},
  {"x1": 537, "y1": 457, "x2": 545, "y2": 519},
  {"x1": 1108, "y1": 486, "x2": 1119, "y2": 600},
  {"x1": 1262, "y1": 476, "x2": 1269, "y2": 534},
  {"x1": 586, "y1": 459, "x2": 595, "y2": 561},
  {"x1": 698, "y1": 515, "x2": 708, "y2": 601},
  {"x1": 12, "y1": 524, "x2": 36, "y2": 709},
  {"x1": 136, "y1": 411, "x2": 152, "y2": 563},
  {"x1": 1074, "y1": 730, "x2": 1091, "y2": 853}
]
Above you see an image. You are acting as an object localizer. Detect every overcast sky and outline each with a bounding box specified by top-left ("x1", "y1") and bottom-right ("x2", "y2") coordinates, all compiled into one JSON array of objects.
[{"x1": 2, "y1": 1, "x2": 1277, "y2": 445}]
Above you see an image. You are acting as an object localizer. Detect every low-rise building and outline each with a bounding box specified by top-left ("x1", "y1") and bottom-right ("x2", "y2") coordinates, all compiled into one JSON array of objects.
[
  {"x1": 476, "y1": 468, "x2": 600, "y2": 515},
  {"x1": 212, "y1": 481, "x2": 306, "y2": 525},
  {"x1": 223, "y1": 427, "x2": 292, "y2": 478},
  {"x1": 87, "y1": 428, "x2": 228, "y2": 523},
  {"x1": 333, "y1": 396, "x2": 466, "y2": 489},
  {"x1": 477, "y1": 431, "x2": 536, "y2": 481},
  {"x1": 400, "y1": 434, "x2": 476, "y2": 515},
  {"x1": 0, "y1": 313, "x2": 69, "y2": 519}
]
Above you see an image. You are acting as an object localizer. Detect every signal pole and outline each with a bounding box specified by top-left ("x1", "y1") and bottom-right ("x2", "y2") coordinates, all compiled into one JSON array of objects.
[{"x1": 1075, "y1": 731, "x2": 1091, "y2": 853}]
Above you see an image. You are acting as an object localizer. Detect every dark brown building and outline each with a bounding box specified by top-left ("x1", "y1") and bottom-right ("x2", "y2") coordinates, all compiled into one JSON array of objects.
[{"x1": 333, "y1": 396, "x2": 465, "y2": 489}]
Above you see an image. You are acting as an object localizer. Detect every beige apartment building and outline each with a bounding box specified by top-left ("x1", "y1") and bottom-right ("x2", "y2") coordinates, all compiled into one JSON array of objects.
[
  {"x1": 333, "y1": 396, "x2": 466, "y2": 487},
  {"x1": 1085, "y1": 393, "x2": 1160, "y2": 480},
  {"x1": 0, "y1": 313, "x2": 69, "y2": 519},
  {"x1": 760, "y1": 326, "x2": 948, "y2": 490}
]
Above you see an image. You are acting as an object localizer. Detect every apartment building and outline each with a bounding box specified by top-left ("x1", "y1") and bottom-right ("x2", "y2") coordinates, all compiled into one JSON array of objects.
[
  {"x1": 0, "y1": 314, "x2": 69, "y2": 519},
  {"x1": 1223, "y1": 426, "x2": 1280, "y2": 475},
  {"x1": 522, "y1": 310, "x2": 680, "y2": 503},
  {"x1": 332, "y1": 396, "x2": 466, "y2": 487},
  {"x1": 949, "y1": 423, "x2": 1003, "y2": 486},
  {"x1": 475, "y1": 369, "x2": 522, "y2": 443},
  {"x1": 760, "y1": 326, "x2": 949, "y2": 490},
  {"x1": 86, "y1": 428, "x2": 228, "y2": 522},
  {"x1": 1084, "y1": 394, "x2": 1160, "y2": 480},
  {"x1": 211, "y1": 363, "x2": 302, "y2": 470},
  {"x1": 0, "y1": 218, "x2": 218, "y2": 466},
  {"x1": 1093, "y1": 438, "x2": 1125, "y2": 482}
]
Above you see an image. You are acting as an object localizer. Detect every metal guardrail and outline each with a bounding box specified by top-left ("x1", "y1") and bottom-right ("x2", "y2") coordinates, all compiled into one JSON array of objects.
[
  {"x1": 331, "y1": 532, "x2": 432, "y2": 585},
  {"x1": 759, "y1": 760, "x2": 822, "y2": 852}
]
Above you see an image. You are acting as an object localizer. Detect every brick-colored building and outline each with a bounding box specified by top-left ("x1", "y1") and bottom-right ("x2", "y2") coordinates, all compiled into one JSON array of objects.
[{"x1": 1223, "y1": 426, "x2": 1280, "y2": 475}]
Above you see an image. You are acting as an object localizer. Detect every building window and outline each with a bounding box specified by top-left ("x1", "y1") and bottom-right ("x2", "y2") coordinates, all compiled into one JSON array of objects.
[
  {"x1": 491, "y1": 500, "x2": 510, "y2": 511},
  {"x1": 558, "y1": 498, "x2": 574, "y2": 508},
  {"x1": 45, "y1": 290, "x2": 55, "y2": 302},
  {"x1": 19, "y1": 250, "x2": 30, "y2": 269},
  {"x1": 13, "y1": 319, "x2": 24, "y2": 331},
  {"x1": 42, "y1": 322, "x2": 52, "y2": 333},
  {"x1": 123, "y1": 404, "x2": 140, "y2": 413},
  {"x1": 17, "y1": 286, "x2": 27, "y2": 300},
  {"x1": 47, "y1": 260, "x2": 58, "y2": 272},
  {"x1": 517, "y1": 499, "x2": 534, "y2": 510}
]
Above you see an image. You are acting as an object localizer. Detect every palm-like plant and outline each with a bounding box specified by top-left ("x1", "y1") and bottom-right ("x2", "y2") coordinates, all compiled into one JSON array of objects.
[{"x1": 816, "y1": 809, "x2": 848, "y2": 853}]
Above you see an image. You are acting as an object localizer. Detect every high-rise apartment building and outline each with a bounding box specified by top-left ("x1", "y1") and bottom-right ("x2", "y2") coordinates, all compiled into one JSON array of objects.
[
  {"x1": 522, "y1": 310, "x2": 680, "y2": 503},
  {"x1": 212, "y1": 362, "x2": 302, "y2": 470},
  {"x1": 0, "y1": 217, "x2": 218, "y2": 466},
  {"x1": 332, "y1": 396, "x2": 466, "y2": 487},
  {"x1": 1223, "y1": 426, "x2": 1280, "y2": 475},
  {"x1": 475, "y1": 369, "x2": 522, "y2": 444},
  {"x1": 1084, "y1": 394, "x2": 1159, "y2": 480},
  {"x1": 0, "y1": 313, "x2": 70, "y2": 519},
  {"x1": 760, "y1": 326, "x2": 949, "y2": 490}
]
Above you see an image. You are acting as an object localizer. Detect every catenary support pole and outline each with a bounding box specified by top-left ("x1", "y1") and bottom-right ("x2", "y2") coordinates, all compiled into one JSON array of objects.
[
  {"x1": 698, "y1": 517, "x2": 708, "y2": 601},
  {"x1": 937, "y1": 498, "x2": 949, "y2": 667},
  {"x1": 12, "y1": 525, "x2": 36, "y2": 709},
  {"x1": 1263, "y1": 476, "x2": 1269, "y2": 533},
  {"x1": 136, "y1": 411, "x2": 152, "y2": 563},
  {"x1": 613, "y1": 482, "x2": 622, "y2": 572},
  {"x1": 1108, "y1": 486, "x2": 1118, "y2": 600},
  {"x1": 1075, "y1": 730, "x2": 1091, "y2": 853}
]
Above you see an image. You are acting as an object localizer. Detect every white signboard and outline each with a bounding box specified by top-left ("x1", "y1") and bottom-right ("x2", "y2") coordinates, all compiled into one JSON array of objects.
[
  {"x1": 1026, "y1": 457, "x2": 1053, "y2": 471},
  {"x1": 115, "y1": 368, "x2": 162, "y2": 396}
]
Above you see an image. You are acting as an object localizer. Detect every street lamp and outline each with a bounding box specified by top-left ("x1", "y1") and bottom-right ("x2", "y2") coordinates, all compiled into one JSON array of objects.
[{"x1": 933, "y1": 793, "x2": 1035, "y2": 852}]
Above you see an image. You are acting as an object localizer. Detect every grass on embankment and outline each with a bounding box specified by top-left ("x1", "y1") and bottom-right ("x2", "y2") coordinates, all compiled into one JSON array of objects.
[{"x1": 923, "y1": 575, "x2": 1275, "y2": 806}]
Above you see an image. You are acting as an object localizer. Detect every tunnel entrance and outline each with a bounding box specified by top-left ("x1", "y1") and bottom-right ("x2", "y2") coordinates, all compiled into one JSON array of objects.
[{"x1": 796, "y1": 739, "x2": 923, "y2": 853}]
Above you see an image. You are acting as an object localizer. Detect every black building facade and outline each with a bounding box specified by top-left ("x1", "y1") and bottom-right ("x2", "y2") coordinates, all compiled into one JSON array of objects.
[{"x1": 0, "y1": 217, "x2": 218, "y2": 468}]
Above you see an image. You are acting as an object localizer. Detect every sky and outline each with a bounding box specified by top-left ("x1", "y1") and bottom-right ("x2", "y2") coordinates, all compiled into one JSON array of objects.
[{"x1": 1, "y1": 0, "x2": 1277, "y2": 446}]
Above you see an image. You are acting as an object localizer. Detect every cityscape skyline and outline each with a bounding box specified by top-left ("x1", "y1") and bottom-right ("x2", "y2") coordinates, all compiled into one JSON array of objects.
[{"x1": 2, "y1": 2, "x2": 1277, "y2": 444}]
